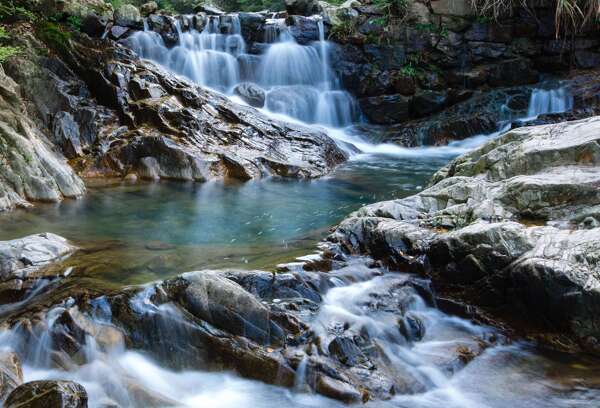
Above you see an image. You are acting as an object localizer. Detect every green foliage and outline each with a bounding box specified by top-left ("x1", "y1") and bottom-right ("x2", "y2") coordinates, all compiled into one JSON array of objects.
[
  {"x1": 66, "y1": 15, "x2": 82, "y2": 31},
  {"x1": 399, "y1": 63, "x2": 418, "y2": 78},
  {"x1": 415, "y1": 22, "x2": 449, "y2": 38},
  {"x1": 108, "y1": 0, "x2": 124, "y2": 9},
  {"x1": 37, "y1": 21, "x2": 72, "y2": 54},
  {"x1": 0, "y1": 26, "x2": 20, "y2": 63},
  {"x1": 329, "y1": 20, "x2": 356, "y2": 41},
  {"x1": 0, "y1": 1, "x2": 37, "y2": 22}
]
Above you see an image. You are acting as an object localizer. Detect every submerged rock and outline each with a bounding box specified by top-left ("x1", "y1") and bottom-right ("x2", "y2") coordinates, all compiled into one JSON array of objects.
[
  {"x1": 331, "y1": 116, "x2": 600, "y2": 353},
  {"x1": 5, "y1": 380, "x2": 88, "y2": 408}
]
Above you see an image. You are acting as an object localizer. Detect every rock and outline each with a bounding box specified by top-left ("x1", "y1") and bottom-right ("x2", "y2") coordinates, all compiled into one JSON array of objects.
[
  {"x1": 328, "y1": 336, "x2": 367, "y2": 366},
  {"x1": 285, "y1": 0, "x2": 322, "y2": 16},
  {"x1": 170, "y1": 271, "x2": 286, "y2": 345},
  {"x1": 194, "y1": 3, "x2": 225, "y2": 15},
  {"x1": 233, "y1": 83, "x2": 266, "y2": 108},
  {"x1": 359, "y1": 94, "x2": 410, "y2": 124},
  {"x1": 64, "y1": 36, "x2": 346, "y2": 181},
  {"x1": 238, "y1": 13, "x2": 265, "y2": 42},
  {"x1": 114, "y1": 4, "x2": 143, "y2": 29},
  {"x1": 410, "y1": 90, "x2": 448, "y2": 118},
  {"x1": 315, "y1": 375, "x2": 362, "y2": 403},
  {"x1": 331, "y1": 116, "x2": 600, "y2": 353},
  {"x1": 81, "y1": 13, "x2": 110, "y2": 37},
  {"x1": 140, "y1": 1, "x2": 158, "y2": 16},
  {"x1": 5, "y1": 380, "x2": 88, "y2": 408},
  {"x1": 0, "y1": 233, "x2": 76, "y2": 280},
  {"x1": 363, "y1": 44, "x2": 406, "y2": 71},
  {"x1": 44, "y1": 0, "x2": 113, "y2": 20},
  {"x1": 52, "y1": 112, "x2": 83, "y2": 158},
  {"x1": 0, "y1": 351, "x2": 22, "y2": 400},
  {"x1": 378, "y1": 87, "x2": 529, "y2": 146},
  {"x1": 574, "y1": 50, "x2": 600, "y2": 69},
  {"x1": 109, "y1": 25, "x2": 130, "y2": 40},
  {"x1": 286, "y1": 15, "x2": 320, "y2": 45},
  {"x1": 430, "y1": 0, "x2": 475, "y2": 16},
  {"x1": 0, "y1": 65, "x2": 86, "y2": 212}
]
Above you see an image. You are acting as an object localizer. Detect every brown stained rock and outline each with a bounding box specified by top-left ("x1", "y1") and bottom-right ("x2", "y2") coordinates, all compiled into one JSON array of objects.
[{"x1": 5, "y1": 380, "x2": 88, "y2": 408}]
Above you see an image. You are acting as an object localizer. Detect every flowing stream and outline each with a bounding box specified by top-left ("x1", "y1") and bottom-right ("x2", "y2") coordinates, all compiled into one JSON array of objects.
[{"x1": 0, "y1": 12, "x2": 594, "y2": 408}]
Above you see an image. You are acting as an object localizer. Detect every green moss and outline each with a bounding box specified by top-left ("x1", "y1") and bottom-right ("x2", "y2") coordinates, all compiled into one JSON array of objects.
[
  {"x1": 0, "y1": 45, "x2": 20, "y2": 63},
  {"x1": 37, "y1": 22, "x2": 72, "y2": 54}
]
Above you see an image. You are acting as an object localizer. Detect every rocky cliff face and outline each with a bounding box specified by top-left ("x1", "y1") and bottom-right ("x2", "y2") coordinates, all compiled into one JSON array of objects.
[
  {"x1": 330, "y1": 116, "x2": 600, "y2": 354},
  {"x1": 0, "y1": 63, "x2": 85, "y2": 212},
  {"x1": 325, "y1": 0, "x2": 600, "y2": 125}
]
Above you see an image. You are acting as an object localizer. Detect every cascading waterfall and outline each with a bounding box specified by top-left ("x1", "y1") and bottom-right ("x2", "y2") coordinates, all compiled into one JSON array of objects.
[
  {"x1": 125, "y1": 14, "x2": 574, "y2": 158},
  {"x1": 126, "y1": 14, "x2": 360, "y2": 127}
]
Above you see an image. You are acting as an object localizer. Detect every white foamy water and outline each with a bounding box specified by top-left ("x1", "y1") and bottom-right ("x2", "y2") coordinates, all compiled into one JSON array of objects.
[
  {"x1": 126, "y1": 15, "x2": 359, "y2": 128},
  {"x1": 0, "y1": 263, "x2": 596, "y2": 407}
]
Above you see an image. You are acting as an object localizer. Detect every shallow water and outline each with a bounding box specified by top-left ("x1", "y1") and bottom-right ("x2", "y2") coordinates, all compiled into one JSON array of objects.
[{"x1": 0, "y1": 154, "x2": 448, "y2": 285}]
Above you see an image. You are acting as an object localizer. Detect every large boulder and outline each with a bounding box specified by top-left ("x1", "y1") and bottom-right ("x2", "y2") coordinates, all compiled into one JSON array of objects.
[
  {"x1": 0, "y1": 233, "x2": 76, "y2": 280},
  {"x1": 331, "y1": 116, "x2": 600, "y2": 353},
  {"x1": 5, "y1": 380, "x2": 88, "y2": 408},
  {"x1": 113, "y1": 4, "x2": 143, "y2": 29},
  {"x1": 285, "y1": 0, "x2": 322, "y2": 16},
  {"x1": 0, "y1": 64, "x2": 85, "y2": 212},
  {"x1": 67, "y1": 37, "x2": 346, "y2": 180}
]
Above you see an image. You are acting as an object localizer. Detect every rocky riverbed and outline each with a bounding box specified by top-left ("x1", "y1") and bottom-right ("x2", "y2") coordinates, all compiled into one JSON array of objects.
[{"x1": 0, "y1": 0, "x2": 600, "y2": 406}]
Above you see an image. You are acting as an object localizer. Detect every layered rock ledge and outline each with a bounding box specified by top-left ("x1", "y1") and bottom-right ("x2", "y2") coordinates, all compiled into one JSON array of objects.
[
  {"x1": 0, "y1": 23, "x2": 347, "y2": 211},
  {"x1": 330, "y1": 116, "x2": 600, "y2": 353}
]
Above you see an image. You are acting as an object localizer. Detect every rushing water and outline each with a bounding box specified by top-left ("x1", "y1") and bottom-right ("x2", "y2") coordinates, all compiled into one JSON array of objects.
[{"x1": 0, "y1": 12, "x2": 589, "y2": 408}]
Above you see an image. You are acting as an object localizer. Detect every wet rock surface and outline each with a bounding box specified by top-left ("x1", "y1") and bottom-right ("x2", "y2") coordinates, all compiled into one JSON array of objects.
[
  {"x1": 66, "y1": 38, "x2": 346, "y2": 180},
  {"x1": 5, "y1": 380, "x2": 88, "y2": 408},
  {"x1": 331, "y1": 116, "x2": 600, "y2": 353},
  {"x1": 0, "y1": 233, "x2": 76, "y2": 281}
]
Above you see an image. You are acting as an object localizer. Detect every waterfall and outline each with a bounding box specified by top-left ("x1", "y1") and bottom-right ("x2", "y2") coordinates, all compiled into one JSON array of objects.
[
  {"x1": 126, "y1": 16, "x2": 574, "y2": 158},
  {"x1": 526, "y1": 87, "x2": 573, "y2": 119},
  {"x1": 126, "y1": 14, "x2": 360, "y2": 127}
]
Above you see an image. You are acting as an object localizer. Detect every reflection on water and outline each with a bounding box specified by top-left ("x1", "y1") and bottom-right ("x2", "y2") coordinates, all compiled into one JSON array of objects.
[{"x1": 0, "y1": 156, "x2": 448, "y2": 285}]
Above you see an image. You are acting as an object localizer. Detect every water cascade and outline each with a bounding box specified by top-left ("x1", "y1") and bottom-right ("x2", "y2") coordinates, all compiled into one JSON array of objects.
[
  {"x1": 0, "y1": 260, "x2": 596, "y2": 407},
  {"x1": 526, "y1": 86, "x2": 574, "y2": 119},
  {"x1": 126, "y1": 15, "x2": 360, "y2": 127}
]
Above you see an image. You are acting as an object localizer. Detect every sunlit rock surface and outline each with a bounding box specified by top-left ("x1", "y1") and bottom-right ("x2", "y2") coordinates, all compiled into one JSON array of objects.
[{"x1": 332, "y1": 116, "x2": 600, "y2": 353}]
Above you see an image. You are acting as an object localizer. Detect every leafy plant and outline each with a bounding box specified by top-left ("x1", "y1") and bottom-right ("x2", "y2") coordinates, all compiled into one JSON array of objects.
[
  {"x1": 66, "y1": 15, "x2": 82, "y2": 31},
  {"x1": 0, "y1": 1, "x2": 37, "y2": 22},
  {"x1": 329, "y1": 20, "x2": 356, "y2": 41},
  {"x1": 400, "y1": 63, "x2": 418, "y2": 78},
  {"x1": 0, "y1": 26, "x2": 20, "y2": 63},
  {"x1": 469, "y1": 0, "x2": 599, "y2": 37},
  {"x1": 37, "y1": 22, "x2": 72, "y2": 54}
]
